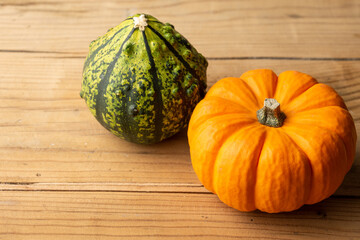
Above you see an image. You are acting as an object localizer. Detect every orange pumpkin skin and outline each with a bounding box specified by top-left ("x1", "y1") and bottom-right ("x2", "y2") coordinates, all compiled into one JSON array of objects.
[{"x1": 188, "y1": 69, "x2": 357, "y2": 213}]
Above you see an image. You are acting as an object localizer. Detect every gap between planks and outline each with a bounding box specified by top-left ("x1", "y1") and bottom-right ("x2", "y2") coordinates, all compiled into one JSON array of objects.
[
  {"x1": 0, "y1": 183, "x2": 359, "y2": 199},
  {"x1": 0, "y1": 182, "x2": 209, "y2": 194}
]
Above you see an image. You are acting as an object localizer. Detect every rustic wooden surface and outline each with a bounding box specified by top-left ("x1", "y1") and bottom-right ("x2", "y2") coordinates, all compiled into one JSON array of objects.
[{"x1": 0, "y1": 0, "x2": 360, "y2": 239}]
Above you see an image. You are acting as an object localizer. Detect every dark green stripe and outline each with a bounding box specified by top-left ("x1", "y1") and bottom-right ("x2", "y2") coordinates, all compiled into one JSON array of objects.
[
  {"x1": 142, "y1": 30, "x2": 164, "y2": 142},
  {"x1": 147, "y1": 20, "x2": 162, "y2": 24},
  {"x1": 148, "y1": 25, "x2": 200, "y2": 80},
  {"x1": 83, "y1": 24, "x2": 131, "y2": 71},
  {"x1": 147, "y1": 25, "x2": 205, "y2": 97},
  {"x1": 121, "y1": 72, "x2": 138, "y2": 142},
  {"x1": 95, "y1": 28, "x2": 135, "y2": 129}
]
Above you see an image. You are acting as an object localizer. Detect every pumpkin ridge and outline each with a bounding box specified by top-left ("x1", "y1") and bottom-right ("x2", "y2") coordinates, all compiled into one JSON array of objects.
[
  {"x1": 209, "y1": 122, "x2": 258, "y2": 192},
  {"x1": 279, "y1": 129, "x2": 313, "y2": 205},
  {"x1": 285, "y1": 106, "x2": 356, "y2": 170},
  {"x1": 204, "y1": 96, "x2": 254, "y2": 114},
  {"x1": 197, "y1": 113, "x2": 257, "y2": 134},
  {"x1": 282, "y1": 82, "x2": 319, "y2": 110},
  {"x1": 189, "y1": 116, "x2": 256, "y2": 192},
  {"x1": 282, "y1": 124, "x2": 348, "y2": 204},
  {"x1": 252, "y1": 130, "x2": 267, "y2": 210},
  {"x1": 283, "y1": 84, "x2": 347, "y2": 116},
  {"x1": 192, "y1": 112, "x2": 254, "y2": 132},
  {"x1": 274, "y1": 71, "x2": 318, "y2": 107},
  {"x1": 84, "y1": 23, "x2": 132, "y2": 70},
  {"x1": 147, "y1": 25, "x2": 206, "y2": 97},
  {"x1": 285, "y1": 104, "x2": 347, "y2": 118},
  {"x1": 239, "y1": 69, "x2": 278, "y2": 107},
  {"x1": 213, "y1": 124, "x2": 266, "y2": 211},
  {"x1": 188, "y1": 97, "x2": 254, "y2": 132},
  {"x1": 95, "y1": 27, "x2": 135, "y2": 128},
  {"x1": 206, "y1": 78, "x2": 260, "y2": 111},
  {"x1": 203, "y1": 96, "x2": 254, "y2": 114},
  {"x1": 272, "y1": 74, "x2": 279, "y2": 98},
  {"x1": 237, "y1": 78, "x2": 262, "y2": 109},
  {"x1": 142, "y1": 30, "x2": 164, "y2": 142}
]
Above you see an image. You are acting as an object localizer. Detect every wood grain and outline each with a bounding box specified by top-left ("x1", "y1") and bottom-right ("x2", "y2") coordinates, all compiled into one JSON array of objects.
[
  {"x1": 1, "y1": 0, "x2": 360, "y2": 239},
  {"x1": 0, "y1": 191, "x2": 359, "y2": 240},
  {"x1": 0, "y1": 0, "x2": 359, "y2": 58}
]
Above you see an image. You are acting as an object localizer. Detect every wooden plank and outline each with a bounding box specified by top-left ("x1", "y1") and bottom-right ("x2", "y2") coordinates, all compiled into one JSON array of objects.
[
  {"x1": 0, "y1": 191, "x2": 359, "y2": 240},
  {"x1": 0, "y1": 53, "x2": 359, "y2": 196},
  {"x1": 0, "y1": 0, "x2": 359, "y2": 58}
]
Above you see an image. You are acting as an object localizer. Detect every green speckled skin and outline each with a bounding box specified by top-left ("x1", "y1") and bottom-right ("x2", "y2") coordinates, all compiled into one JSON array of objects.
[{"x1": 81, "y1": 14, "x2": 208, "y2": 144}]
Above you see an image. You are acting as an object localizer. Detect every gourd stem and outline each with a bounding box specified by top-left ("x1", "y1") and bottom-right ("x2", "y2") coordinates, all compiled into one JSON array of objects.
[{"x1": 256, "y1": 98, "x2": 286, "y2": 128}]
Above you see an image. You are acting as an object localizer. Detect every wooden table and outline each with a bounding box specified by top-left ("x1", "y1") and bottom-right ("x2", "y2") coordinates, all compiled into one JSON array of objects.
[{"x1": 1, "y1": 0, "x2": 359, "y2": 239}]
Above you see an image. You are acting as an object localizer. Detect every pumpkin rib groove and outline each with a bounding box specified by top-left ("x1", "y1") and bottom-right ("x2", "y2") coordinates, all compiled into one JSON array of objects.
[
  {"x1": 203, "y1": 95, "x2": 255, "y2": 114},
  {"x1": 189, "y1": 115, "x2": 256, "y2": 192},
  {"x1": 283, "y1": 124, "x2": 348, "y2": 204},
  {"x1": 237, "y1": 78, "x2": 262, "y2": 109},
  {"x1": 211, "y1": 123, "x2": 259, "y2": 193},
  {"x1": 285, "y1": 106, "x2": 355, "y2": 171},
  {"x1": 195, "y1": 112, "x2": 256, "y2": 132},
  {"x1": 286, "y1": 105, "x2": 348, "y2": 118},
  {"x1": 142, "y1": 30, "x2": 164, "y2": 142},
  {"x1": 329, "y1": 126, "x2": 354, "y2": 172},
  {"x1": 271, "y1": 75, "x2": 279, "y2": 99},
  {"x1": 252, "y1": 130, "x2": 267, "y2": 210},
  {"x1": 147, "y1": 25, "x2": 206, "y2": 98},
  {"x1": 211, "y1": 128, "x2": 239, "y2": 187},
  {"x1": 188, "y1": 97, "x2": 254, "y2": 132},
  {"x1": 197, "y1": 114, "x2": 257, "y2": 135},
  {"x1": 280, "y1": 83, "x2": 319, "y2": 108},
  {"x1": 239, "y1": 69, "x2": 278, "y2": 108},
  {"x1": 204, "y1": 96, "x2": 254, "y2": 114},
  {"x1": 84, "y1": 24, "x2": 132, "y2": 70},
  {"x1": 279, "y1": 129, "x2": 313, "y2": 205},
  {"x1": 206, "y1": 96, "x2": 254, "y2": 114},
  {"x1": 283, "y1": 83, "x2": 347, "y2": 116},
  {"x1": 206, "y1": 79, "x2": 260, "y2": 112},
  {"x1": 214, "y1": 125, "x2": 266, "y2": 211},
  {"x1": 274, "y1": 71, "x2": 318, "y2": 107},
  {"x1": 95, "y1": 27, "x2": 135, "y2": 129},
  {"x1": 255, "y1": 129, "x2": 314, "y2": 212}
]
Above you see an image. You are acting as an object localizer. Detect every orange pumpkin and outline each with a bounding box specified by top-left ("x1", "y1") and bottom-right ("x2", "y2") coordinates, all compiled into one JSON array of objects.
[{"x1": 188, "y1": 69, "x2": 357, "y2": 213}]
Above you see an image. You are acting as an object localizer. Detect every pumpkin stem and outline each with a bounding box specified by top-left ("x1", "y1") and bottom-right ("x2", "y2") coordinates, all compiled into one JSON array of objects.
[{"x1": 256, "y1": 98, "x2": 286, "y2": 128}]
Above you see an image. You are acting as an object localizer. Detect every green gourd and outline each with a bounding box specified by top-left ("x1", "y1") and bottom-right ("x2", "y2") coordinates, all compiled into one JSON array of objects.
[{"x1": 80, "y1": 14, "x2": 208, "y2": 144}]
